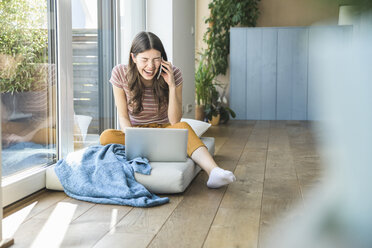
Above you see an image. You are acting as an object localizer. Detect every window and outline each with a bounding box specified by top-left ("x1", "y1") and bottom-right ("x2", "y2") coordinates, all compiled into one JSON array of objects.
[
  {"x1": 71, "y1": 0, "x2": 100, "y2": 150},
  {"x1": 1, "y1": 0, "x2": 117, "y2": 206},
  {"x1": 69, "y1": 0, "x2": 116, "y2": 152},
  {"x1": 1, "y1": 1, "x2": 56, "y2": 179}
]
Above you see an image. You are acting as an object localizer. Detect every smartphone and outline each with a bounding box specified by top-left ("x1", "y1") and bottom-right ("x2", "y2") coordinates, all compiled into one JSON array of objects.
[
  {"x1": 157, "y1": 64, "x2": 162, "y2": 80},
  {"x1": 157, "y1": 57, "x2": 164, "y2": 80}
]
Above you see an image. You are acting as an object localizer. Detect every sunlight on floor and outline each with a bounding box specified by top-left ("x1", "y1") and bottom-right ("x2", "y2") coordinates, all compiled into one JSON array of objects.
[
  {"x1": 30, "y1": 202, "x2": 77, "y2": 248},
  {"x1": 109, "y1": 209, "x2": 118, "y2": 234},
  {"x1": 3, "y1": 201, "x2": 37, "y2": 239}
]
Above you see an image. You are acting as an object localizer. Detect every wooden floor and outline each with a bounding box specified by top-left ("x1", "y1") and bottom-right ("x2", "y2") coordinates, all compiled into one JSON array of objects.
[{"x1": 3, "y1": 120, "x2": 323, "y2": 248}]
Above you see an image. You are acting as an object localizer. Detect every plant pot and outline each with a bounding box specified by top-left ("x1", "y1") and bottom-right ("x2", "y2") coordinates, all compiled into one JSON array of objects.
[
  {"x1": 195, "y1": 105, "x2": 205, "y2": 121},
  {"x1": 208, "y1": 114, "x2": 220, "y2": 126}
]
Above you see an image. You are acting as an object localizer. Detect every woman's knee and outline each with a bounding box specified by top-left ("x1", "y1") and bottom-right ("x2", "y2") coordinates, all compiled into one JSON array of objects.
[
  {"x1": 100, "y1": 129, "x2": 124, "y2": 145},
  {"x1": 171, "y1": 121, "x2": 191, "y2": 130}
]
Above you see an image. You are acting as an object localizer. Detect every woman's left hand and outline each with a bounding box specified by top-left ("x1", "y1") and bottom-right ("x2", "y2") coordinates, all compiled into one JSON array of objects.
[{"x1": 160, "y1": 59, "x2": 176, "y2": 88}]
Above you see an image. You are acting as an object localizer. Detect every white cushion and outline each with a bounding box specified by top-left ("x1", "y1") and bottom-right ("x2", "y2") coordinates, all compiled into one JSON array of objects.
[
  {"x1": 180, "y1": 118, "x2": 211, "y2": 137},
  {"x1": 135, "y1": 137, "x2": 215, "y2": 193},
  {"x1": 46, "y1": 164, "x2": 64, "y2": 191},
  {"x1": 46, "y1": 137, "x2": 215, "y2": 193}
]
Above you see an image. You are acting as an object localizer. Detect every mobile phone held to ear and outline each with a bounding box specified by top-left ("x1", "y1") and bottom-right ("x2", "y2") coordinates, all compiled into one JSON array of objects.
[
  {"x1": 157, "y1": 64, "x2": 162, "y2": 80},
  {"x1": 157, "y1": 57, "x2": 164, "y2": 80},
  {"x1": 156, "y1": 57, "x2": 163, "y2": 79}
]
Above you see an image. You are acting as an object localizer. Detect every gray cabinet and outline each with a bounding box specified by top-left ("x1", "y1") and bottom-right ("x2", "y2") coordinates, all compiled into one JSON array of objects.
[{"x1": 230, "y1": 26, "x2": 351, "y2": 120}]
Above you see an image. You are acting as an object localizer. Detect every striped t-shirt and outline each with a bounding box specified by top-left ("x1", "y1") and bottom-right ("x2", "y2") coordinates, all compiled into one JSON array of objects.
[{"x1": 109, "y1": 64, "x2": 183, "y2": 125}]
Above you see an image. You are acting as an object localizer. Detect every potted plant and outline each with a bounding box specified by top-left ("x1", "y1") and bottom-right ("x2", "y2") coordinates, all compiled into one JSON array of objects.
[
  {"x1": 197, "y1": 0, "x2": 258, "y2": 123},
  {"x1": 204, "y1": 86, "x2": 220, "y2": 125},
  {"x1": 205, "y1": 85, "x2": 236, "y2": 125},
  {"x1": 194, "y1": 52, "x2": 215, "y2": 121}
]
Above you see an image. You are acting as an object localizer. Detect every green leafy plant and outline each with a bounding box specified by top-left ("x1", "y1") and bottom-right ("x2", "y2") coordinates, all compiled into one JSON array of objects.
[
  {"x1": 0, "y1": 0, "x2": 48, "y2": 93},
  {"x1": 204, "y1": 0, "x2": 260, "y2": 75},
  {"x1": 205, "y1": 85, "x2": 236, "y2": 124},
  {"x1": 195, "y1": 52, "x2": 215, "y2": 106}
]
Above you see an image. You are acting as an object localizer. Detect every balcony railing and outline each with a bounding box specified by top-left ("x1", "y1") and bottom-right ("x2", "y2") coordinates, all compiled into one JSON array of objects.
[{"x1": 72, "y1": 29, "x2": 99, "y2": 134}]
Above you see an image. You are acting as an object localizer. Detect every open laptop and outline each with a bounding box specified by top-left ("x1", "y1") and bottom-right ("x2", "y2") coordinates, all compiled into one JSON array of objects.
[{"x1": 125, "y1": 127, "x2": 188, "y2": 162}]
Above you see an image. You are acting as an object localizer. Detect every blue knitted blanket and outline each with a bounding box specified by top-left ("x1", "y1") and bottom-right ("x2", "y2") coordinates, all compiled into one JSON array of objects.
[{"x1": 54, "y1": 144, "x2": 169, "y2": 207}]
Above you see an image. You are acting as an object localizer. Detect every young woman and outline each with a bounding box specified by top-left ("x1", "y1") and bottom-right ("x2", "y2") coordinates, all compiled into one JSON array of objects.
[{"x1": 100, "y1": 31, "x2": 236, "y2": 188}]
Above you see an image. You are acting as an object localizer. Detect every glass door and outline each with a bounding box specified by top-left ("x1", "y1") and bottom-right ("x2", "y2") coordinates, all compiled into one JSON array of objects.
[
  {"x1": 1, "y1": 0, "x2": 117, "y2": 207},
  {"x1": 1, "y1": 0, "x2": 57, "y2": 178},
  {"x1": 70, "y1": 0, "x2": 115, "y2": 151}
]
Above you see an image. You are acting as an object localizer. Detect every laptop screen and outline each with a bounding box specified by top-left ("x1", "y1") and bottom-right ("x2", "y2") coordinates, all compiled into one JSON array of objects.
[{"x1": 125, "y1": 128, "x2": 188, "y2": 162}]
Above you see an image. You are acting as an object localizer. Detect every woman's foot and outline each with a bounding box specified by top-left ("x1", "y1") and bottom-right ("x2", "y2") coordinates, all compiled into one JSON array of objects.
[{"x1": 207, "y1": 167, "x2": 236, "y2": 188}]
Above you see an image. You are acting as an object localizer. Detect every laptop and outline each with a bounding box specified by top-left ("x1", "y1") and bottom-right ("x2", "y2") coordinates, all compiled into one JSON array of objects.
[{"x1": 125, "y1": 127, "x2": 188, "y2": 162}]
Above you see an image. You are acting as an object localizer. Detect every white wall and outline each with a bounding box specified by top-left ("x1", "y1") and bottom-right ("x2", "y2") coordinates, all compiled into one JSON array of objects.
[
  {"x1": 146, "y1": 0, "x2": 195, "y2": 118},
  {"x1": 146, "y1": 0, "x2": 173, "y2": 61},
  {"x1": 172, "y1": 0, "x2": 195, "y2": 118},
  {"x1": 120, "y1": 0, "x2": 146, "y2": 64}
]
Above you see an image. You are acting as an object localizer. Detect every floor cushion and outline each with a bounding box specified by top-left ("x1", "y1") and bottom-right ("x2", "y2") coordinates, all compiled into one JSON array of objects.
[{"x1": 46, "y1": 137, "x2": 215, "y2": 193}]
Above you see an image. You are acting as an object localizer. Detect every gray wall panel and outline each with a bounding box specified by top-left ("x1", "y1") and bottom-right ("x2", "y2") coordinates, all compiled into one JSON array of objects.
[
  {"x1": 291, "y1": 28, "x2": 309, "y2": 120},
  {"x1": 277, "y1": 28, "x2": 293, "y2": 120},
  {"x1": 261, "y1": 29, "x2": 278, "y2": 120},
  {"x1": 230, "y1": 28, "x2": 247, "y2": 119},
  {"x1": 230, "y1": 26, "x2": 351, "y2": 121},
  {"x1": 307, "y1": 27, "x2": 324, "y2": 121},
  {"x1": 246, "y1": 29, "x2": 262, "y2": 119},
  {"x1": 277, "y1": 27, "x2": 308, "y2": 120}
]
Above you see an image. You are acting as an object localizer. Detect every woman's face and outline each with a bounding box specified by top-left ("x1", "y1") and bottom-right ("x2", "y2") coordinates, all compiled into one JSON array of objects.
[{"x1": 132, "y1": 49, "x2": 162, "y2": 81}]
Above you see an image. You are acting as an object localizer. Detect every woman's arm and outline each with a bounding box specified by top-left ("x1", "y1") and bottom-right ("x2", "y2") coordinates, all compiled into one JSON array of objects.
[
  {"x1": 160, "y1": 60, "x2": 183, "y2": 124},
  {"x1": 112, "y1": 84, "x2": 132, "y2": 132},
  {"x1": 167, "y1": 84, "x2": 183, "y2": 125}
]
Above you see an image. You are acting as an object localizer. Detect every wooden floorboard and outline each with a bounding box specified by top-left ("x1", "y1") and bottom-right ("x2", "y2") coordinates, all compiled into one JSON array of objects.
[
  {"x1": 147, "y1": 121, "x2": 254, "y2": 248},
  {"x1": 286, "y1": 121, "x2": 323, "y2": 203},
  {"x1": 93, "y1": 195, "x2": 183, "y2": 248},
  {"x1": 203, "y1": 121, "x2": 269, "y2": 248},
  {"x1": 60, "y1": 203, "x2": 133, "y2": 247},
  {"x1": 9, "y1": 197, "x2": 96, "y2": 247},
  {"x1": 3, "y1": 120, "x2": 324, "y2": 248},
  {"x1": 4, "y1": 190, "x2": 67, "y2": 219},
  {"x1": 258, "y1": 121, "x2": 303, "y2": 247}
]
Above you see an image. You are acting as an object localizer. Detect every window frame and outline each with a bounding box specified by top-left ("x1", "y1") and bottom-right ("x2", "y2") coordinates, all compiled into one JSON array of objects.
[
  {"x1": 1, "y1": 0, "x2": 64, "y2": 207},
  {"x1": 1, "y1": 0, "x2": 136, "y2": 207}
]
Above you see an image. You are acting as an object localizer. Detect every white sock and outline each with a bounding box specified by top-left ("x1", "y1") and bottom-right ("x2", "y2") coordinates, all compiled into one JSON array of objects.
[{"x1": 207, "y1": 167, "x2": 236, "y2": 188}]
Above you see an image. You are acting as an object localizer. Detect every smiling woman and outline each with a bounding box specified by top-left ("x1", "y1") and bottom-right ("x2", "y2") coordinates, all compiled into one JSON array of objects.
[
  {"x1": 134, "y1": 53, "x2": 162, "y2": 79},
  {"x1": 100, "y1": 31, "x2": 236, "y2": 189}
]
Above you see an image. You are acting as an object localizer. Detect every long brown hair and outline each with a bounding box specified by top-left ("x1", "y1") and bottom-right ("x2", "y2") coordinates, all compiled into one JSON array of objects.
[{"x1": 126, "y1": 32, "x2": 169, "y2": 114}]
